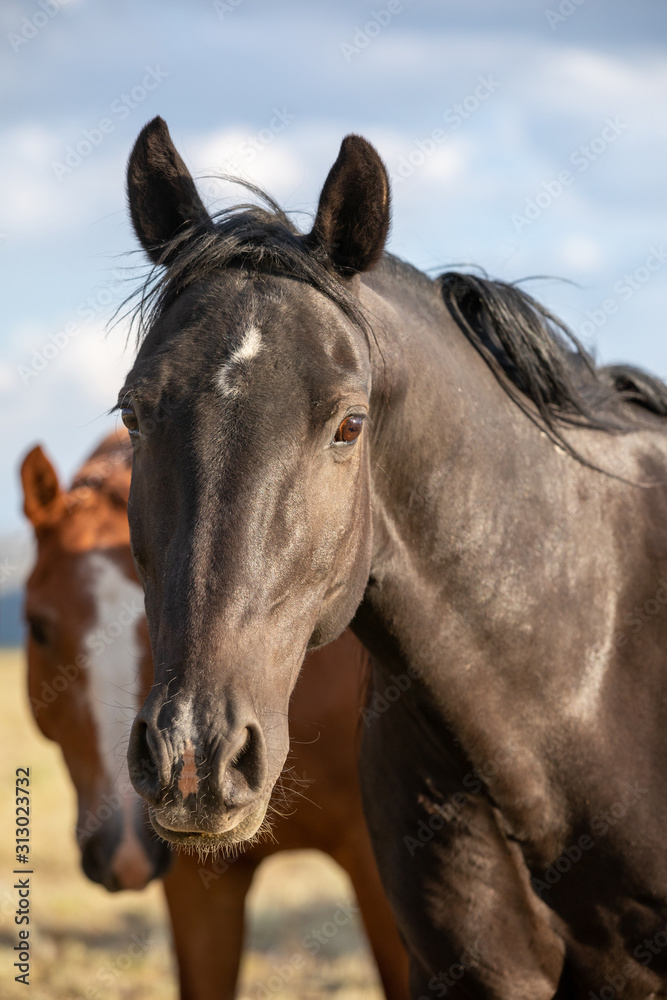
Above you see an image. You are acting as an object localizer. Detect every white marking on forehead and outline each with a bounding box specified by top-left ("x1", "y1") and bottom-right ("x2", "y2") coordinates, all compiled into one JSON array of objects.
[
  {"x1": 234, "y1": 323, "x2": 263, "y2": 363},
  {"x1": 82, "y1": 552, "x2": 145, "y2": 780},
  {"x1": 216, "y1": 324, "x2": 263, "y2": 397}
]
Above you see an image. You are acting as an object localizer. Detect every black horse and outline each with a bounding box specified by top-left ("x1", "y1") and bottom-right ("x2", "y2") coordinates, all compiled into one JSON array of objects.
[{"x1": 121, "y1": 116, "x2": 667, "y2": 998}]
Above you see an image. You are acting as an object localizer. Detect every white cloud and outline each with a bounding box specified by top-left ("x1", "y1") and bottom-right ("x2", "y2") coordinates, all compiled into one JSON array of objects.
[
  {"x1": 0, "y1": 316, "x2": 132, "y2": 533},
  {"x1": 0, "y1": 121, "x2": 126, "y2": 239},
  {"x1": 188, "y1": 126, "x2": 307, "y2": 208},
  {"x1": 534, "y1": 47, "x2": 667, "y2": 120},
  {"x1": 5, "y1": 315, "x2": 132, "y2": 409},
  {"x1": 63, "y1": 325, "x2": 134, "y2": 406}
]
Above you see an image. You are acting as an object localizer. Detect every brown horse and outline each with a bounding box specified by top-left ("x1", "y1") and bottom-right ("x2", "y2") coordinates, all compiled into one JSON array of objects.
[{"x1": 20, "y1": 430, "x2": 409, "y2": 1000}]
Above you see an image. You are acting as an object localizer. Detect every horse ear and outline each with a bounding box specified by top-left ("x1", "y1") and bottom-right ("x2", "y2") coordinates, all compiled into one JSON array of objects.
[
  {"x1": 127, "y1": 116, "x2": 212, "y2": 264},
  {"x1": 21, "y1": 446, "x2": 62, "y2": 527},
  {"x1": 307, "y1": 134, "x2": 391, "y2": 277}
]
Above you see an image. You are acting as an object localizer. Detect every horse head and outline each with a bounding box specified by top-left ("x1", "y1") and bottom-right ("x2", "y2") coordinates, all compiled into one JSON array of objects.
[
  {"x1": 21, "y1": 433, "x2": 172, "y2": 889},
  {"x1": 121, "y1": 118, "x2": 390, "y2": 849}
]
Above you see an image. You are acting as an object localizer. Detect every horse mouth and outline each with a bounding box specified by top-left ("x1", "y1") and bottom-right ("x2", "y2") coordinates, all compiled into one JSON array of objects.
[{"x1": 148, "y1": 802, "x2": 268, "y2": 848}]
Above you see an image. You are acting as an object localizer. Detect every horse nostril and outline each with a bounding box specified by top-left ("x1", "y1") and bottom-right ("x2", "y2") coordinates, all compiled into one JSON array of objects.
[
  {"x1": 128, "y1": 717, "x2": 162, "y2": 803},
  {"x1": 234, "y1": 728, "x2": 254, "y2": 776},
  {"x1": 221, "y1": 723, "x2": 267, "y2": 808}
]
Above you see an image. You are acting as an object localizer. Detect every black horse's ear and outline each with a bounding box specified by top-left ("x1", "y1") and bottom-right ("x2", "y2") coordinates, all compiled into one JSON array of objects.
[
  {"x1": 306, "y1": 135, "x2": 390, "y2": 277},
  {"x1": 127, "y1": 116, "x2": 212, "y2": 264}
]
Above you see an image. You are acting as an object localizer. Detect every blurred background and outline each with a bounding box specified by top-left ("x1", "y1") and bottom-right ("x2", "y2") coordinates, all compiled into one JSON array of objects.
[{"x1": 1, "y1": 0, "x2": 666, "y2": 996}]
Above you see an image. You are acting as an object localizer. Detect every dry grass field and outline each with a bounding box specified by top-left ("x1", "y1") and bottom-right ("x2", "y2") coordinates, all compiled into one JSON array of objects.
[{"x1": 0, "y1": 649, "x2": 386, "y2": 999}]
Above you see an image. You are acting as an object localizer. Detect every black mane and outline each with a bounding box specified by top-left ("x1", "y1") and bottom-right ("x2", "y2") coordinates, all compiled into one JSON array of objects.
[
  {"x1": 126, "y1": 182, "x2": 667, "y2": 450},
  {"x1": 439, "y1": 271, "x2": 667, "y2": 448}
]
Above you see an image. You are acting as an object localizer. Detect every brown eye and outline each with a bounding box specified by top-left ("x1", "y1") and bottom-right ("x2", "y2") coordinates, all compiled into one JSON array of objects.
[
  {"x1": 334, "y1": 415, "x2": 364, "y2": 444},
  {"x1": 121, "y1": 406, "x2": 139, "y2": 435}
]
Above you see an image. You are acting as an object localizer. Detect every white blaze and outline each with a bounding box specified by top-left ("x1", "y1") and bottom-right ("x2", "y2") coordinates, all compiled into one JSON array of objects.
[
  {"x1": 81, "y1": 552, "x2": 156, "y2": 887},
  {"x1": 216, "y1": 324, "x2": 263, "y2": 396},
  {"x1": 83, "y1": 552, "x2": 144, "y2": 782}
]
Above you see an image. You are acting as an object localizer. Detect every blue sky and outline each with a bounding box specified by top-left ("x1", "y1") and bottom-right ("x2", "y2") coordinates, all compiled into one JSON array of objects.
[{"x1": 2, "y1": 0, "x2": 667, "y2": 543}]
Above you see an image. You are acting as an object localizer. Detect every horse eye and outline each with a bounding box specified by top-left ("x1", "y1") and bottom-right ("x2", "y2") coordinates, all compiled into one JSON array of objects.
[
  {"x1": 27, "y1": 616, "x2": 49, "y2": 646},
  {"x1": 121, "y1": 406, "x2": 139, "y2": 435},
  {"x1": 334, "y1": 415, "x2": 364, "y2": 444}
]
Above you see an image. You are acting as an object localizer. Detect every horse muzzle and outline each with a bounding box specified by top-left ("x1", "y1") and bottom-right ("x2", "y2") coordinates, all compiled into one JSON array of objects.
[{"x1": 127, "y1": 689, "x2": 275, "y2": 848}]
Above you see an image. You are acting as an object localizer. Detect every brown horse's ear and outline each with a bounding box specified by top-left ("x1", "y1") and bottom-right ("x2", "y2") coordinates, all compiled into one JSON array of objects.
[
  {"x1": 306, "y1": 134, "x2": 391, "y2": 277},
  {"x1": 127, "y1": 116, "x2": 212, "y2": 264},
  {"x1": 21, "y1": 446, "x2": 62, "y2": 527}
]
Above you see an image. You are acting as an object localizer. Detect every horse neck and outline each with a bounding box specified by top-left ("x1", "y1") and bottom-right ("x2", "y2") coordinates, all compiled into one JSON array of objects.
[
  {"x1": 359, "y1": 270, "x2": 565, "y2": 673},
  {"x1": 365, "y1": 270, "x2": 543, "y2": 542}
]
